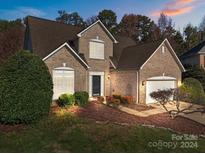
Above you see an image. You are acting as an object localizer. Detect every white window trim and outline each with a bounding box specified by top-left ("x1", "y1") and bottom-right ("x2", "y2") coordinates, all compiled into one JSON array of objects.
[
  {"x1": 52, "y1": 67, "x2": 75, "y2": 100},
  {"x1": 89, "y1": 72, "x2": 104, "y2": 97},
  {"x1": 89, "y1": 41, "x2": 105, "y2": 60},
  {"x1": 147, "y1": 76, "x2": 176, "y2": 81}
]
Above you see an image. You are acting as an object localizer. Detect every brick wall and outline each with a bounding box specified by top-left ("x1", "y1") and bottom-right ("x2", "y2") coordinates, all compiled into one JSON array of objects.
[
  {"x1": 78, "y1": 23, "x2": 114, "y2": 96},
  {"x1": 139, "y1": 42, "x2": 182, "y2": 104},
  {"x1": 44, "y1": 46, "x2": 88, "y2": 92},
  {"x1": 110, "y1": 70, "x2": 138, "y2": 101}
]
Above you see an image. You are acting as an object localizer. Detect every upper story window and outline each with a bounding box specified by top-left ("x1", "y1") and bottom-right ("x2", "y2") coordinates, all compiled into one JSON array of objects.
[{"x1": 89, "y1": 39, "x2": 104, "y2": 59}]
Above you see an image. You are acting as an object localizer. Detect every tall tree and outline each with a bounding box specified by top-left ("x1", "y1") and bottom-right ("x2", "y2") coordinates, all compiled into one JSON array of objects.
[
  {"x1": 85, "y1": 15, "x2": 98, "y2": 26},
  {"x1": 183, "y1": 24, "x2": 199, "y2": 50},
  {"x1": 158, "y1": 13, "x2": 175, "y2": 38},
  {"x1": 199, "y1": 15, "x2": 205, "y2": 41},
  {"x1": 119, "y1": 14, "x2": 138, "y2": 38},
  {"x1": 0, "y1": 19, "x2": 24, "y2": 64},
  {"x1": 119, "y1": 14, "x2": 159, "y2": 43},
  {"x1": 98, "y1": 9, "x2": 117, "y2": 33},
  {"x1": 56, "y1": 10, "x2": 86, "y2": 27}
]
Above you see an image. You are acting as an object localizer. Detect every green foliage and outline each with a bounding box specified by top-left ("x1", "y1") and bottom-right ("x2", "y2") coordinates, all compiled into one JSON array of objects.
[
  {"x1": 74, "y1": 91, "x2": 89, "y2": 106},
  {"x1": 0, "y1": 51, "x2": 53, "y2": 124},
  {"x1": 180, "y1": 78, "x2": 205, "y2": 104},
  {"x1": 0, "y1": 19, "x2": 22, "y2": 32},
  {"x1": 56, "y1": 10, "x2": 86, "y2": 27},
  {"x1": 183, "y1": 65, "x2": 205, "y2": 91},
  {"x1": 98, "y1": 9, "x2": 117, "y2": 33},
  {"x1": 58, "y1": 93, "x2": 75, "y2": 107},
  {"x1": 183, "y1": 24, "x2": 199, "y2": 50}
]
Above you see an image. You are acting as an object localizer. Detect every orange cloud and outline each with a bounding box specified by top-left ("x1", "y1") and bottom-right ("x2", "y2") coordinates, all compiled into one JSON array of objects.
[
  {"x1": 152, "y1": 0, "x2": 195, "y2": 17},
  {"x1": 152, "y1": 6, "x2": 193, "y2": 17},
  {"x1": 166, "y1": 0, "x2": 193, "y2": 8}
]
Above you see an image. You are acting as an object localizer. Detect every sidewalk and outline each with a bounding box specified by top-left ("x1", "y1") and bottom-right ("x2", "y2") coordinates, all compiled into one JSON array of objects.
[{"x1": 117, "y1": 102, "x2": 205, "y2": 126}]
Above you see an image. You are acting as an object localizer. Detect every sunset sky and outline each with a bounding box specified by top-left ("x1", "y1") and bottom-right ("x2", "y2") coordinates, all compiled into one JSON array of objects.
[{"x1": 1, "y1": 0, "x2": 205, "y2": 31}]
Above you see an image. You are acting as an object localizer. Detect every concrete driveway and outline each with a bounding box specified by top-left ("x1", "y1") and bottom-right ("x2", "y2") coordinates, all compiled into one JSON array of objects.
[{"x1": 118, "y1": 102, "x2": 205, "y2": 126}]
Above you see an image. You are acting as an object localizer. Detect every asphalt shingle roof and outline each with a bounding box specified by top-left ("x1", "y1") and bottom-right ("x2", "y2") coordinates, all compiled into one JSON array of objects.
[
  {"x1": 181, "y1": 40, "x2": 205, "y2": 59},
  {"x1": 26, "y1": 16, "x2": 83, "y2": 59},
  {"x1": 117, "y1": 40, "x2": 162, "y2": 70}
]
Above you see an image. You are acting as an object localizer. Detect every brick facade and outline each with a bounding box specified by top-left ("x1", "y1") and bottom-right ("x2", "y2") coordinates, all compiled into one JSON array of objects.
[
  {"x1": 110, "y1": 70, "x2": 138, "y2": 101},
  {"x1": 78, "y1": 23, "x2": 114, "y2": 96},
  {"x1": 139, "y1": 42, "x2": 182, "y2": 104},
  {"x1": 44, "y1": 46, "x2": 88, "y2": 92}
]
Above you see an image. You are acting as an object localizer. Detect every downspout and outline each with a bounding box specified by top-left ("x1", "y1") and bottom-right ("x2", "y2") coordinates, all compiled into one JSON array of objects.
[{"x1": 136, "y1": 71, "x2": 139, "y2": 103}]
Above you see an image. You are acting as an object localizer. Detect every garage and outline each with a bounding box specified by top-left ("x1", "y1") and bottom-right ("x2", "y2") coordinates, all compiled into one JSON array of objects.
[
  {"x1": 146, "y1": 76, "x2": 176, "y2": 104},
  {"x1": 52, "y1": 67, "x2": 74, "y2": 99}
]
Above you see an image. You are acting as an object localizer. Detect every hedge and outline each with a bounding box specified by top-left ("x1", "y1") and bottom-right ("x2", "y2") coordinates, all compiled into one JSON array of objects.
[{"x1": 0, "y1": 51, "x2": 53, "y2": 124}]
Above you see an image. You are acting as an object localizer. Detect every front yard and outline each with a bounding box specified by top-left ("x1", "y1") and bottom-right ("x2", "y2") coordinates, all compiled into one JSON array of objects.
[{"x1": 0, "y1": 102, "x2": 205, "y2": 153}]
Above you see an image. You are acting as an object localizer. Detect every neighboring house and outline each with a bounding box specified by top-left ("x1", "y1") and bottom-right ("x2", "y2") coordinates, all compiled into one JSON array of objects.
[
  {"x1": 180, "y1": 41, "x2": 205, "y2": 68},
  {"x1": 24, "y1": 16, "x2": 185, "y2": 104}
]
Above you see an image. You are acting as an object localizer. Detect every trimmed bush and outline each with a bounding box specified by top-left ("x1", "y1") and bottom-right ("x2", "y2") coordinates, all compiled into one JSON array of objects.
[
  {"x1": 180, "y1": 78, "x2": 205, "y2": 104},
  {"x1": 58, "y1": 93, "x2": 75, "y2": 107},
  {"x1": 0, "y1": 51, "x2": 53, "y2": 124},
  {"x1": 183, "y1": 65, "x2": 205, "y2": 91},
  {"x1": 74, "y1": 91, "x2": 89, "y2": 106}
]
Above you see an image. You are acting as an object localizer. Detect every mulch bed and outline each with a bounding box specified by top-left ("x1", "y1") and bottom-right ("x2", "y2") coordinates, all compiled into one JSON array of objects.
[
  {"x1": 123, "y1": 103, "x2": 155, "y2": 111},
  {"x1": 1, "y1": 101, "x2": 204, "y2": 135},
  {"x1": 72, "y1": 101, "x2": 205, "y2": 135}
]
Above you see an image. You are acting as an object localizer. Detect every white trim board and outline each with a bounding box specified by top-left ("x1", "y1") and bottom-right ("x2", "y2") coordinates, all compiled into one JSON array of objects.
[
  {"x1": 42, "y1": 42, "x2": 90, "y2": 69},
  {"x1": 140, "y1": 39, "x2": 186, "y2": 72},
  {"x1": 77, "y1": 20, "x2": 118, "y2": 44},
  {"x1": 109, "y1": 59, "x2": 116, "y2": 69},
  {"x1": 89, "y1": 71, "x2": 105, "y2": 97}
]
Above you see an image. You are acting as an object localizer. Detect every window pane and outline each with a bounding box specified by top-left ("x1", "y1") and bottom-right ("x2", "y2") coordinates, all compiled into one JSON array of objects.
[{"x1": 89, "y1": 41, "x2": 104, "y2": 59}]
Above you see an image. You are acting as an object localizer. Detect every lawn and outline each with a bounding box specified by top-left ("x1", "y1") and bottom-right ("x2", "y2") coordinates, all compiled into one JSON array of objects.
[{"x1": 0, "y1": 109, "x2": 204, "y2": 153}]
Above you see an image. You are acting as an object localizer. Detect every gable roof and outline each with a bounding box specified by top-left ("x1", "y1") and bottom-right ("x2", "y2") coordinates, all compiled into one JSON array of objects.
[
  {"x1": 43, "y1": 42, "x2": 89, "y2": 68},
  {"x1": 77, "y1": 20, "x2": 118, "y2": 43},
  {"x1": 117, "y1": 39, "x2": 185, "y2": 72},
  {"x1": 180, "y1": 40, "x2": 205, "y2": 59},
  {"x1": 26, "y1": 16, "x2": 84, "y2": 59}
]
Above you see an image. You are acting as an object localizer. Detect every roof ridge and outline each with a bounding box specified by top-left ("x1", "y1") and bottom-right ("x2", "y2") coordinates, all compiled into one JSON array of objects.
[
  {"x1": 27, "y1": 15, "x2": 84, "y2": 28},
  {"x1": 123, "y1": 40, "x2": 163, "y2": 50}
]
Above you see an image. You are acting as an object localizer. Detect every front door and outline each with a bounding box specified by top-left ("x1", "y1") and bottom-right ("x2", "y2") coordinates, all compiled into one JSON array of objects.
[{"x1": 92, "y1": 75, "x2": 101, "y2": 96}]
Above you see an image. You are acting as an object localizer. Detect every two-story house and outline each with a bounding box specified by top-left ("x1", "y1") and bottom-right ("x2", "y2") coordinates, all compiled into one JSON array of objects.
[
  {"x1": 24, "y1": 16, "x2": 185, "y2": 104},
  {"x1": 180, "y1": 41, "x2": 205, "y2": 68}
]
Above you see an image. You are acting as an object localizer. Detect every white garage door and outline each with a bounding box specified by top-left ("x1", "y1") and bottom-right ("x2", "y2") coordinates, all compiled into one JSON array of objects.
[
  {"x1": 53, "y1": 69, "x2": 74, "y2": 99},
  {"x1": 146, "y1": 78, "x2": 176, "y2": 104}
]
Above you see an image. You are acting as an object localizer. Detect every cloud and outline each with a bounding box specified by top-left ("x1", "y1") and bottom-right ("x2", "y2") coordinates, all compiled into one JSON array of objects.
[
  {"x1": 152, "y1": 6, "x2": 193, "y2": 17},
  {"x1": 0, "y1": 7, "x2": 46, "y2": 20},
  {"x1": 151, "y1": 0, "x2": 198, "y2": 17}
]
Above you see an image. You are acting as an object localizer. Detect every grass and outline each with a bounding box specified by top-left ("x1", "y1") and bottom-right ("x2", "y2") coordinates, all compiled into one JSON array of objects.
[{"x1": 0, "y1": 109, "x2": 205, "y2": 152}]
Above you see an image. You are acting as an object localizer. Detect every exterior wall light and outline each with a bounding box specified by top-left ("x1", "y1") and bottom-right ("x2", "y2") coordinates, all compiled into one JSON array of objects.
[
  {"x1": 107, "y1": 74, "x2": 111, "y2": 80},
  {"x1": 142, "y1": 81, "x2": 145, "y2": 86}
]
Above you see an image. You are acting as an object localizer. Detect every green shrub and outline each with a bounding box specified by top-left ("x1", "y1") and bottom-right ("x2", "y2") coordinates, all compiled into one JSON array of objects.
[
  {"x1": 0, "y1": 51, "x2": 53, "y2": 124},
  {"x1": 74, "y1": 91, "x2": 89, "y2": 106},
  {"x1": 180, "y1": 78, "x2": 205, "y2": 104},
  {"x1": 58, "y1": 93, "x2": 75, "y2": 107},
  {"x1": 183, "y1": 65, "x2": 205, "y2": 91}
]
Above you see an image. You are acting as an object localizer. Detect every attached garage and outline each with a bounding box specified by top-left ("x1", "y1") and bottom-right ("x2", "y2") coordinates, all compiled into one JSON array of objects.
[
  {"x1": 52, "y1": 67, "x2": 74, "y2": 99},
  {"x1": 146, "y1": 76, "x2": 176, "y2": 104}
]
